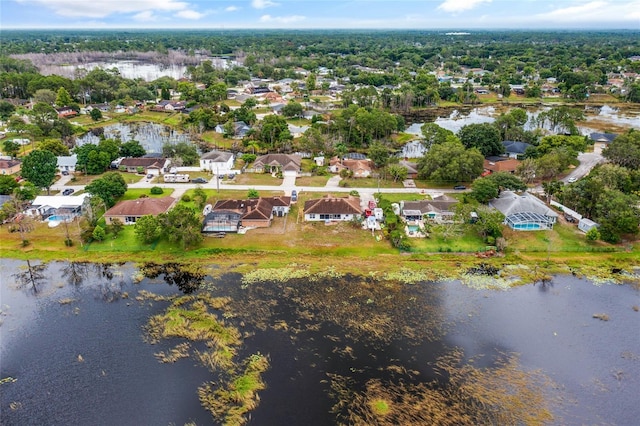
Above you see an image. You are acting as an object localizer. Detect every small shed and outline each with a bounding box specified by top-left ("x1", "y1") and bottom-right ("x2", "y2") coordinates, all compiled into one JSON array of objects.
[{"x1": 578, "y1": 218, "x2": 599, "y2": 233}]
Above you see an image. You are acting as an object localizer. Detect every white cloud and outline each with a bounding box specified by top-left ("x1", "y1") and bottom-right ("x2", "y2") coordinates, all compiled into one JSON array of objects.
[
  {"x1": 15, "y1": 0, "x2": 191, "y2": 18},
  {"x1": 534, "y1": 1, "x2": 640, "y2": 23},
  {"x1": 225, "y1": 6, "x2": 239, "y2": 12},
  {"x1": 259, "y1": 14, "x2": 305, "y2": 24},
  {"x1": 133, "y1": 10, "x2": 157, "y2": 22},
  {"x1": 252, "y1": 0, "x2": 279, "y2": 10},
  {"x1": 176, "y1": 9, "x2": 204, "y2": 19},
  {"x1": 437, "y1": 0, "x2": 492, "y2": 13}
]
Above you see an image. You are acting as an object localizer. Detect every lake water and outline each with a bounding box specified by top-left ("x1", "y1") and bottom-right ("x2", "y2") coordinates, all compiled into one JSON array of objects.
[
  {"x1": 403, "y1": 105, "x2": 640, "y2": 157},
  {"x1": 75, "y1": 122, "x2": 192, "y2": 154},
  {"x1": 1, "y1": 260, "x2": 638, "y2": 425}
]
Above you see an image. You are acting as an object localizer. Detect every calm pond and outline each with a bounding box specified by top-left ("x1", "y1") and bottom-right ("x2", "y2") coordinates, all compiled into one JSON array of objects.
[
  {"x1": 75, "y1": 122, "x2": 192, "y2": 154},
  {"x1": 1, "y1": 260, "x2": 638, "y2": 425}
]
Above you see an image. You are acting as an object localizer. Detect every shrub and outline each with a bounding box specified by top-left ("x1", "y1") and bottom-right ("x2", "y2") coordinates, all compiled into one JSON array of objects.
[
  {"x1": 182, "y1": 194, "x2": 192, "y2": 202},
  {"x1": 349, "y1": 190, "x2": 359, "y2": 197},
  {"x1": 92, "y1": 225, "x2": 106, "y2": 241},
  {"x1": 64, "y1": 238, "x2": 74, "y2": 247},
  {"x1": 150, "y1": 186, "x2": 164, "y2": 195},
  {"x1": 339, "y1": 180, "x2": 349, "y2": 188},
  {"x1": 585, "y1": 227, "x2": 600, "y2": 241}
]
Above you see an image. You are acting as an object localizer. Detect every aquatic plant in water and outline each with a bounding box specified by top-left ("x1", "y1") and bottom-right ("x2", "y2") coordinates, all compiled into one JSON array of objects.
[
  {"x1": 330, "y1": 349, "x2": 556, "y2": 426},
  {"x1": 144, "y1": 293, "x2": 269, "y2": 425}
]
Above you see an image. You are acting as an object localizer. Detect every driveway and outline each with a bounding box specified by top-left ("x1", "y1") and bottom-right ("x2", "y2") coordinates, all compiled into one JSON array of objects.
[{"x1": 563, "y1": 152, "x2": 604, "y2": 183}]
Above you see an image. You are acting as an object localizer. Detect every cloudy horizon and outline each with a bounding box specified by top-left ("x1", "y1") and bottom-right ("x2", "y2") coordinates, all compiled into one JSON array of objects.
[{"x1": 2, "y1": 0, "x2": 639, "y2": 30}]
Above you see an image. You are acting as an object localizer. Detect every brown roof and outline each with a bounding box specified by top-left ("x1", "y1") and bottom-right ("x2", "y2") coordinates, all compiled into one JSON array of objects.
[
  {"x1": 304, "y1": 195, "x2": 361, "y2": 215},
  {"x1": 119, "y1": 157, "x2": 168, "y2": 168},
  {"x1": 483, "y1": 158, "x2": 520, "y2": 173},
  {"x1": 262, "y1": 196, "x2": 291, "y2": 207},
  {"x1": 242, "y1": 198, "x2": 273, "y2": 221},
  {"x1": 213, "y1": 198, "x2": 276, "y2": 221},
  {"x1": 0, "y1": 159, "x2": 21, "y2": 169},
  {"x1": 253, "y1": 154, "x2": 301, "y2": 170},
  {"x1": 104, "y1": 196, "x2": 175, "y2": 217}
]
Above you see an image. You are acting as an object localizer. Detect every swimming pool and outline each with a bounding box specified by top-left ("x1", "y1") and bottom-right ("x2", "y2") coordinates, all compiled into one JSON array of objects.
[
  {"x1": 407, "y1": 225, "x2": 420, "y2": 233},
  {"x1": 512, "y1": 223, "x2": 541, "y2": 230},
  {"x1": 47, "y1": 215, "x2": 72, "y2": 222}
]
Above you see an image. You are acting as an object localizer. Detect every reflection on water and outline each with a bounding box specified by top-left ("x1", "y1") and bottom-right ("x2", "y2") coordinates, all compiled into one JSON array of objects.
[
  {"x1": 1, "y1": 260, "x2": 638, "y2": 425},
  {"x1": 75, "y1": 122, "x2": 191, "y2": 154}
]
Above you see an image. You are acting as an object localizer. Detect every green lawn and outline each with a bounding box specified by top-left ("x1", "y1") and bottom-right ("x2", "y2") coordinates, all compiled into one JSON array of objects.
[
  {"x1": 295, "y1": 175, "x2": 331, "y2": 187},
  {"x1": 504, "y1": 223, "x2": 615, "y2": 253},
  {"x1": 408, "y1": 226, "x2": 487, "y2": 253},
  {"x1": 233, "y1": 173, "x2": 283, "y2": 186},
  {"x1": 375, "y1": 193, "x2": 427, "y2": 203},
  {"x1": 340, "y1": 177, "x2": 405, "y2": 189},
  {"x1": 121, "y1": 188, "x2": 175, "y2": 201}
]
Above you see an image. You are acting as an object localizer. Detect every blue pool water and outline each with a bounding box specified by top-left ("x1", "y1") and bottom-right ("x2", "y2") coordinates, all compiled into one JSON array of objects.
[
  {"x1": 407, "y1": 225, "x2": 420, "y2": 232},
  {"x1": 512, "y1": 223, "x2": 541, "y2": 230},
  {"x1": 47, "y1": 215, "x2": 71, "y2": 222}
]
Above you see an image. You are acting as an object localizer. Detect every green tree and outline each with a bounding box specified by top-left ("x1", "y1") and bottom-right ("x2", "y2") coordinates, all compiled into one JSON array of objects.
[
  {"x1": 470, "y1": 178, "x2": 499, "y2": 204},
  {"x1": 2, "y1": 139, "x2": 20, "y2": 158},
  {"x1": 162, "y1": 142, "x2": 198, "y2": 166},
  {"x1": 0, "y1": 175, "x2": 19, "y2": 195},
  {"x1": 306, "y1": 73, "x2": 317, "y2": 93},
  {"x1": 387, "y1": 164, "x2": 408, "y2": 182},
  {"x1": 120, "y1": 140, "x2": 146, "y2": 158},
  {"x1": 159, "y1": 204, "x2": 203, "y2": 249},
  {"x1": 282, "y1": 101, "x2": 304, "y2": 118},
  {"x1": 92, "y1": 225, "x2": 106, "y2": 241},
  {"x1": 421, "y1": 123, "x2": 454, "y2": 148},
  {"x1": 0, "y1": 100, "x2": 16, "y2": 120},
  {"x1": 192, "y1": 186, "x2": 208, "y2": 211},
  {"x1": 457, "y1": 123, "x2": 503, "y2": 157},
  {"x1": 585, "y1": 227, "x2": 600, "y2": 241},
  {"x1": 109, "y1": 218, "x2": 124, "y2": 238},
  {"x1": 594, "y1": 189, "x2": 640, "y2": 243},
  {"x1": 85, "y1": 172, "x2": 127, "y2": 207},
  {"x1": 247, "y1": 188, "x2": 259, "y2": 199},
  {"x1": 602, "y1": 129, "x2": 640, "y2": 170},
  {"x1": 135, "y1": 215, "x2": 162, "y2": 244},
  {"x1": 368, "y1": 141, "x2": 390, "y2": 169},
  {"x1": 21, "y1": 149, "x2": 57, "y2": 194},
  {"x1": 39, "y1": 139, "x2": 70, "y2": 156},
  {"x1": 29, "y1": 102, "x2": 58, "y2": 136},
  {"x1": 417, "y1": 140, "x2": 484, "y2": 183},
  {"x1": 90, "y1": 108, "x2": 103, "y2": 121},
  {"x1": 55, "y1": 86, "x2": 74, "y2": 106}
]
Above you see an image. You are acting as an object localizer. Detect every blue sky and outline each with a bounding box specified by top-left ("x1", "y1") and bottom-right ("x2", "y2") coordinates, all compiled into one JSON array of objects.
[{"x1": 2, "y1": 0, "x2": 639, "y2": 29}]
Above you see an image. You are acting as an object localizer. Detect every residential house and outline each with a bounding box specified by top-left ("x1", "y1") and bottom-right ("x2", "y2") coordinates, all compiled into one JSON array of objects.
[
  {"x1": 215, "y1": 121, "x2": 251, "y2": 139},
  {"x1": 55, "y1": 106, "x2": 77, "y2": 118},
  {"x1": 578, "y1": 218, "x2": 599, "y2": 233},
  {"x1": 398, "y1": 160, "x2": 419, "y2": 179},
  {"x1": 304, "y1": 195, "x2": 362, "y2": 222},
  {"x1": 202, "y1": 198, "x2": 277, "y2": 233},
  {"x1": 57, "y1": 154, "x2": 78, "y2": 173},
  {"x1": 329, "y1": 157, "x2": 373, "y2": 178},
  {"x1": 401, "y1": 195, "x2": 458, "y2": 223},
  {"x1": 502, "y1": 141, "x2": 531, "y2": 159},
  {"x1": 27, "y1": 194, "x2": 91, "y2": 219},
  {"x1": 262, "y1": 196, "x2": 292, "y2": 217},
  {"x1": 590, "y1": 132, "x2": 617, "y2": 155},
  {"x1": 0, "y1": 159, "x2": 21, "y2": 175},
  {"x1": 199, "y1": 151, "x2": 234, "y2": 174},
  {"x1": 489, "y1": 191, "x2": 558, "y2": 231},
  {"x1": 118, "y1": 157, "x2": 170, "y2": 175},
  {"x1": 251, "y1": 154, "x2": 302, "y2": 176},
  {"x1": 483, "y1": 157, "x2": 520, "y2": 175},
  {"x1": 288, "y1": 124, "x2": 309, "y2": 138},
  {"x1": 155, "y1": 100, "x2": 186, "y2": 112},
  {"x1": 103, "y1": 196, "x2": 176, "y2": 225}
]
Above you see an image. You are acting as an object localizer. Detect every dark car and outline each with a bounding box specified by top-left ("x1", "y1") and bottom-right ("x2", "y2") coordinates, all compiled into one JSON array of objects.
[
  {"x1": 61, "y1": 170, "x2": 69, "y2": 176},
  {"x1": 192, "y1": 177, "x2": 208, "y2": 184},
  {"x1": 453, "y1": 185, "x2": 467, "y2": 190},
  {"x1": 62, "y1": 188, "x2": 74, "y2": 196},
  {"x1": 291, "y1": 190, "x2": 298, "y2": 201}
]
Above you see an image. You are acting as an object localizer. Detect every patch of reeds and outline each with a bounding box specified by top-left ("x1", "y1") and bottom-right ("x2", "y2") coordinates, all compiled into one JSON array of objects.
[
  {"x1": 198, "y1": 353, "x2": 269, "y2": 426},
  {"x1": 154, "y1": 342, "x2": 191, "y2": 363},
  {"x1": 58, "y1": 298, "x2": 77, "y2": 305},
  {"x1": 592, "y1": 313, "x2": 610, "y2": 321},
  {"x1": 330, "y1": 349, "x2": 556, "y2": 426}
]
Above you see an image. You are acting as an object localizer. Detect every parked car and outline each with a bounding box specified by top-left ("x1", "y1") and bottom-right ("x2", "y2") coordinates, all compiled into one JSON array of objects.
[
  {"x1": 61, "y1": 170, "x2": 69, "y2": 176},
  {"x1": 567, "y1": 177, "x2": 577, "y2": 183},
  {"x1": 147, "y1": 174, "x2": 154, "y2": 179},
  {"x1": 227, "y1": 173, "x2": 235, "y2": 180},
  {"x1": 192, "y1": 177, "x2": 208, "y2": 184},
  {"x1": 291, "y1": 190, "x2": 298, "y2": 201},
  {"x1": 453, "y1": 185, "x2": 467, "y2": 190},
  {"x1": 564, "y1": 213, "x2": 577, "y2": 223},
  {"x1": 62, "y1": 188, "x2": 74, "y2": 196}
]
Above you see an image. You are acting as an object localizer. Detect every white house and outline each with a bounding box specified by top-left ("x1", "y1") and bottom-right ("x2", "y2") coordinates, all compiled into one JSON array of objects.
[
  {"x1": 303, "y1": 195, "x2": 362, "y2": 222},
  {"x1": 27, "y1": 194, "x2": 91, "y2": 218},
  {"x1": 57, "y1": 154, "x2": 78, "y2": 172},
  {"x1": 199, "y1": 151, "x2": 234, "y2": 174}
]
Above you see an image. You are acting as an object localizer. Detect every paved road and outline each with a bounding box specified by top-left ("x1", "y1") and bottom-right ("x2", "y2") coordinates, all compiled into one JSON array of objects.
[{"x1": 565, "y1": 152, "x2": 604, "y2": 183}]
